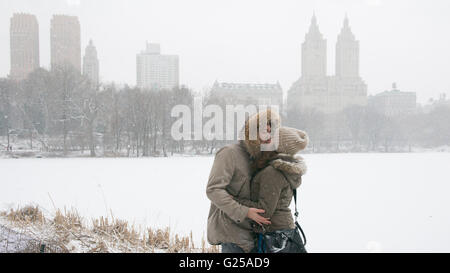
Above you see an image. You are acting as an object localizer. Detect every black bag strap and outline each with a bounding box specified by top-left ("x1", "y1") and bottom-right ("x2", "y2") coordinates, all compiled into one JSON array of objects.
[
  {"x1": 278, "y1": 171, "x2": 308, "y2": 246},
  {"x1": 293, "y1": 189, "x2": 307, "y2": 246},
  {"x1": 293, "y1": 189, "x2": 299, "y2": 222}
]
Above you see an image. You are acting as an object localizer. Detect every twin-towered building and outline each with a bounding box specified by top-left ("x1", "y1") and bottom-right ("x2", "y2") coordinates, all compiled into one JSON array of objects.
[
  {"x1": 211, "y1": 14, "x2": 368, "y2": 115},
  {"x1": 288, "y1": 14, "x2": 368, "y2": 114},
  {"x1": 9, "y1": 13, "x2": 99, "y2": 86}
]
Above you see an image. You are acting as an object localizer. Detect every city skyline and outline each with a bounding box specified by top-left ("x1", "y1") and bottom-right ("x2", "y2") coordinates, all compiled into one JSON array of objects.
[{"x1": 0, "y1": 0, "x2": 449, "y2": 103}]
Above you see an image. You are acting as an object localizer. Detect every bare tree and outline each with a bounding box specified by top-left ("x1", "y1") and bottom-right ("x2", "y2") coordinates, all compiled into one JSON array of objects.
[
  {"x1": 343, "y1": 105, "x2": 366, "y2": 151},
  {"x1": 0, "y1": 79, "x2": 13, "y2": 151},
  {"x1": 287, "y1": 107, "x2": 324, "y2": 152}
]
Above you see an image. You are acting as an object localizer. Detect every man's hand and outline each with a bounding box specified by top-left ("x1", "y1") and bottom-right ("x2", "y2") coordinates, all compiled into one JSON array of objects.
[{"x1": 247, "y1": 208, "x2": 271, "y2": 226}]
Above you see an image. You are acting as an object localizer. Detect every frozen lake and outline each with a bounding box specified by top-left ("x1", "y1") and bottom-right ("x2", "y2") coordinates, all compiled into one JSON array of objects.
[{"x1": 1, "y1": 153, "x2": 450, "y2": 252}]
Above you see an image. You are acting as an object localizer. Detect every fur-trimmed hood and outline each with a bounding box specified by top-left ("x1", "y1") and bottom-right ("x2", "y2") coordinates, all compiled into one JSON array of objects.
[
  {"x1": 270, "y1": 154, "x2": 307, "y2": 190},
  {"x1": 242, "y1": 109, "x2": 281, "y2": 159}
]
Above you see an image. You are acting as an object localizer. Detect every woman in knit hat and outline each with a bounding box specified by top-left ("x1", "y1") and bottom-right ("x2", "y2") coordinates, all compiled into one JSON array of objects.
[{"x1": 236, "y1": 126, "x2": 309, "y2": 253}]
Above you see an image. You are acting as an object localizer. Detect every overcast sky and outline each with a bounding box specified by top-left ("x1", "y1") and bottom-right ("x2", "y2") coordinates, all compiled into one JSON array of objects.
[{"x1": 1, "y1": 0, "x2": 449, "y2": 103}]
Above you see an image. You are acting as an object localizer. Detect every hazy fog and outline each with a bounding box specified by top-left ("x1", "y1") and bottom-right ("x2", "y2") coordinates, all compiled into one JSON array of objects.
[{"x1": 1, "y1": 0, "x2": 449, "y2": 103}]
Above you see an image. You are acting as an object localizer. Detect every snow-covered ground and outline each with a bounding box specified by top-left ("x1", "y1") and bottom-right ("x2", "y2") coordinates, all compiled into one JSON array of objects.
[
  {"x1": 1, "y1": 153, "x2": 449, "y2": 252},
  {"x1": 0, "y1": 220, "x2": 35, "y2": 252}
]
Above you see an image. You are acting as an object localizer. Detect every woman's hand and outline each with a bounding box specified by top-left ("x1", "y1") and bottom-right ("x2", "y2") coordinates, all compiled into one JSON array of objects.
[{"x1": 247, "y1": 208, "x2": 271, "y2": 226}]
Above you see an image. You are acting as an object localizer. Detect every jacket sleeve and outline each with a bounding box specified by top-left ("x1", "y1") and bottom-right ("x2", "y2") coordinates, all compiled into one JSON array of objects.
[
  {"x1": 234, "y1": 198, "x2": 258, "y2": 210},
  {"x1": 236, "y1": 168, "x2": 286, "y2": 220},
  {"x1": 206, "y1": 147, "x2": 249, "y2": 224}
]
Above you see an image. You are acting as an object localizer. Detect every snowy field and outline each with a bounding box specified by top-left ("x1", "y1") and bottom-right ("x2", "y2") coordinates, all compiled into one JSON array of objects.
[{"x1": 1, "y1": 153, "x2": 449, "y2": 253}]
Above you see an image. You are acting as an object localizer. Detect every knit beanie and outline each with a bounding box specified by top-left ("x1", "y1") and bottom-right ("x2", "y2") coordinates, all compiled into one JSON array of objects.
[{"x1": 276, "y1": 127, "x2": 309, "y2": 155}]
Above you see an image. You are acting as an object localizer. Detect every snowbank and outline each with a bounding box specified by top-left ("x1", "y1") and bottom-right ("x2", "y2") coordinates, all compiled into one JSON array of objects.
[{"x1": 0, "y1": 206, "x2": 217, "y2": 253}]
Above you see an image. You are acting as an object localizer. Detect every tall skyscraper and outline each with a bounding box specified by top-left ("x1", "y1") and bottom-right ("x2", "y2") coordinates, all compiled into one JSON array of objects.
[
  {"x1": 50, "y1": 15, "x2": 81, "y2": 71},
  {"x1": 136, "y1": 43, "x2": 179, "y2": 90},
  {"x1": 9, "y1": 13, "x2": 40, "y2": 81},
  {"x1": 83, "y1": 39, "x2": 99, "y2": 87},
  {"x1": 288, "y1": 14, "x2": 367, "y2": 114},
  {"x1": 301, "y1": 13, "x2": 327, "y2": 78},
  {"x1": 336, "y1": 15, "x2": 359, "y2": 78}
]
